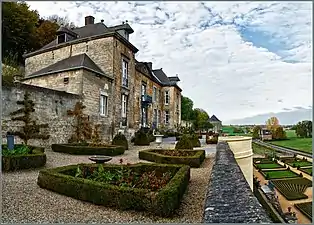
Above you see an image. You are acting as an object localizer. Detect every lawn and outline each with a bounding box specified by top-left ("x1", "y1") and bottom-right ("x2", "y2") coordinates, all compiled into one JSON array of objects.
[
  {"x1": 254, "y1": 163, "x2": 284, "y2": 169},
  {"x1": 252, "y1": 143, "x2": 275, "y2": 155},
  {"x1": 286, "y1": 161, "x2": 312, "y2": 168},
  {"x1": 262, "y1": 169, "x2": 299, "y2": 180},
  {"x1": 269, "y1": 130, "x2": 312, "y2": 154},
  {"x1": 299, "y1": 167, "x2": 312, "y2": 176}
]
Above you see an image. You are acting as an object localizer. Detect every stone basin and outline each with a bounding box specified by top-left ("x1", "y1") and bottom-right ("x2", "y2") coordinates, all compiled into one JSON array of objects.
[{"x1": 88, "y1": 156, "x2": 112, "y2": 164}]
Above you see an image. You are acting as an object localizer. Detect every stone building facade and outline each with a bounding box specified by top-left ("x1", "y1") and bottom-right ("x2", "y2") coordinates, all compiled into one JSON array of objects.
[{"x1": 21, "y1": 15, "x2": 182, "y2": 141}]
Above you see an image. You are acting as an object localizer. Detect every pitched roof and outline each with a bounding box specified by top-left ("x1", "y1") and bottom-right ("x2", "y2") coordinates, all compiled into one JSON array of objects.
[
  {"x1": 210, "y1": 115, "x2": 221, "y2": 122},
  {"x1": 24, "y1": 22, "x2": 138, "y2": 57},
  {"x1": 152, "y1": 69, "x2": 170, "y2": 84},
  {"x1": 24, "y1": 54, "x2": 110, "y2": 79}
]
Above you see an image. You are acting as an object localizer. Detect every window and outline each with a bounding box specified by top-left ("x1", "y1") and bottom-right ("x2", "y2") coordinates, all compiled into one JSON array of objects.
[
  {"x1": 124, "y1": 31, "x2": 129, "y2": 40},
  {"x1": 63, "y1": 77, "x2": 69, "y2": 84},
  {"x1": 164, "y1": 90, "x2": 169, "y2": 105},
  {"x1": 141, "y1": 83, "x2": 146, "y2": 95},
  {"x1": 57, "y1": 34, "x2": 66, "y2": 44},
  {"x1": 121, "y1": 94, "x2": 128, "y2": 118},
  {"x1": 122, "y1": 59, "x2": 128, "y2": 87},
  {"x1": 153, "y1": 109, "x2": 158, "y2": 125},
  {"x1": 164, "y1": 110, "x2": 170, "y2": 124},
  {"x1": 100, "y1": 94, "x2": 108, "y2": 116},
  {"x1": 153, "y1": 86, "x2": 157, "y2": 102},
  {"x1": 158, "y1": 110, "x2": 161, "y2": 124}
]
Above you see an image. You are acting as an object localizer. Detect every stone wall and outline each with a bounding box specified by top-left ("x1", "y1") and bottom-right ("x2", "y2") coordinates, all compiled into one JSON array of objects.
[
  {"x1": 203, "y1": 142, "x2": 271, "y2": 223},
  {"x1": 2, "y1": 82, "x2": 81, "y2": 148}
]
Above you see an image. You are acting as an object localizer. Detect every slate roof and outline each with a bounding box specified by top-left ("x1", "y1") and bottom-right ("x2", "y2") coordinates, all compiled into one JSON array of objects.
[
  {"x1": 210, "y1": 115, "x2": 221, "y2": 122},
  {"x1": 24, "y1": 22, "x2": 138, "y2": 57},
  {"x1": 24, "y1": 54, "x2": 110, "y2": 79}
]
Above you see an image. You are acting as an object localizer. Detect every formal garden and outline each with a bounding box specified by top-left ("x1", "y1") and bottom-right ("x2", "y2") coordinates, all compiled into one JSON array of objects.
[
  {"x1": 2, "y1": 93, "x2": 218, "y2": 223},
  {"x1": 294, "y1": 202, "x2": 312, "y2": 221}
]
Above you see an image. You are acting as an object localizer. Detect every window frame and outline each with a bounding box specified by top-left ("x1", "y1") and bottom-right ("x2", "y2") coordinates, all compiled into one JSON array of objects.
[
  {"x1": 164, "y1": 110, "x2": 170, "y2": 124},
  {"x1": 99, "y1": 92, "x2": 108, "y2": 117},
  {"x1": 164, "y1": 90, "x2": 169, "y2": 105},
  {"x1": 122, "y1": 59, "x2": 129, "y2": 87}
]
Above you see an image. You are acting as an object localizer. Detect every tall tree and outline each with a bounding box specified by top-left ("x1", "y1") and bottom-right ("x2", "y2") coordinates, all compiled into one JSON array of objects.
[
  {"x1": 266, "y1": 117, "x2": 280, "y2": 133},
  {"x1": 2, "y1": 2, "x2": 40, "y2": 64},
  {"x1": 295, "y1": 120, "x2": 312, "y2": 138},
  {"x1": 34, "y1": 19, "x2": 59, "y2": 49},
  {"x1": 272, "y1": 126, "x2": 287, "y2": 140},
  {"x1": 181, "y1": 96, "x2": 194, "y2": 122},
  {"x1": 10, "y1": 91, "x2": 49, "y2": 145},
  {"x1": 47, "y1": 15, "x2": 77, "y2": 29},
  {"x1": 252, "y1": 125, "x2": 261, "y2": 139}
]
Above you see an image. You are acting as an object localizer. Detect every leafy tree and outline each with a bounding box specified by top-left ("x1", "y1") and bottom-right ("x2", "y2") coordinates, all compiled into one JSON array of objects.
[
  {"x1": 34, "y1": 19, "x2": 59, "y2": 49},
  {"x1": 272, "y1": 126, "x2": 287, "y2": 140},
  {"x1": 252, "y1": 125, "x2": 261, "y2": 139},
  {"x1": 2, "y1": 2, "x2": 40, "y2": 64},
  {"x1": 181, "y1": 96, "x2": 194, "y2": 122},
  {"x1": 9, "y1": 91, "x2": 49, "y2": 145},
  {"x1": 295, "y1": 120, "x2": 312, "y2": 138},
  {"x1": 266, "y1": 116, "x2": 280, "y2": 133}
]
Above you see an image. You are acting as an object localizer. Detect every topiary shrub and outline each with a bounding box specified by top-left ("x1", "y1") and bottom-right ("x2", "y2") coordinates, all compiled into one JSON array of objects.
[
  {"x1": 134, "y1": 130, "x2": 150, "y2": 146},
  {"x1": 292, "y1": 163, "x2": 296, "y2": 168},
  {"x1": 190, "y1": 134, "x2": 201, "y2": 147},
  {"x1": 175, "y1": 135, "x2": 193, "y2": 150},
  {"x1": 206, "y1": 136, "x2": 218, "y2": 144},
  {"x1": 297, "y1": 165, "x2": 301, "y2": 170},
  {"x1": 112, "y1": 133, "x2": 128, "y2": 150},
  {"x1": 265, "y1": 174, "x2": 270, "y2": 180},
  {"x1": 299, "y1": 173, "x2": 303, "y2": 177}
]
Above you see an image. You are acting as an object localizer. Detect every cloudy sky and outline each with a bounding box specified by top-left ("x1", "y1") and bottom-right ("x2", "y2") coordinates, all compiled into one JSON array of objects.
[{"x1": 27, "y1": 1, "x2": 312, "y2": 124}]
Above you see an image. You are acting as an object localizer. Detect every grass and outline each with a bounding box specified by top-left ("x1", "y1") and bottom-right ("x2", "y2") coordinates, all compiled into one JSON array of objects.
[
  {"x1": 287, "y1": 161, "x2": 312, "y2": 168},
  {"x1": 299, "y1": 167, "x2": 312, "y2": 176},
  {"x1": 262, "y1": 169, "x2": 299, "y2": 180},
  {"x1": 268, "y1": 130, "x2": 312, "y2": 154},
  {"x1": 252, "y1": 143, "x2": 275, "y2": 155},
  {"x1": 254, "y1": 163, "x2": 284, "y2": 169}
]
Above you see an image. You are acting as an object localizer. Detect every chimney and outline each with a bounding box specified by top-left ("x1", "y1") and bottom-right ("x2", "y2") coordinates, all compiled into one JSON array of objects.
[
  {"x1": 85, "y1": 16, "x2": 95, "y2": 25},
  {"x1": 147, "y1": 62, "x2": 152, "y2": 70}
]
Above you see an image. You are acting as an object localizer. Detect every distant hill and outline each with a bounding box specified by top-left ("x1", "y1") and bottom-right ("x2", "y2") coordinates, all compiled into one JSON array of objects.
[{"x1": 226, "y1": 108, "x2": 312, "y2": 125}]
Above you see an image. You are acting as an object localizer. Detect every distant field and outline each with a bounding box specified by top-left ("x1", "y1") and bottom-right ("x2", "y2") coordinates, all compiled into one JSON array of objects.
[
  {"x1": 269, "y1": 130, "x2": 312, "y2": 154},
  {"x1": 252, "y1": 143, "x2": 274, "y2": 155}
]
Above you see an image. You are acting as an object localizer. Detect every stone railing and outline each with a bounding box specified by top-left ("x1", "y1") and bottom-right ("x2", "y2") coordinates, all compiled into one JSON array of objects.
[{"x1": 203, "y1": 142, "x2": 272, "y2": 223}]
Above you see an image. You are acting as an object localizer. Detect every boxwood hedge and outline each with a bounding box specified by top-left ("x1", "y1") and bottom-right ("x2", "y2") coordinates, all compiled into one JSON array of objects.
[
  {"x1": 2, "y1": 145, "x2": 46, "y2": 172},
  {"x1": 51, "y1": 143, "x2": 125, "y2": 156},
  {"x1": 139, "y1": 149, "x2": 206, "y2": 168},
  {"x1": 37, "y1": 163, "x2": 190, "y2": 217}
]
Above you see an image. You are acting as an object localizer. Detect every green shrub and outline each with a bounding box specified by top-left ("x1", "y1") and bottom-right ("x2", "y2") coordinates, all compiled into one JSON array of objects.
[
  {"x1": 175, "y1": 135, "x2": 193, "y2": 150},
  {"x1": 190, "y1": 134, "x2": 201, "y2": 147},
  {"x1": 37, "y1": 163, "x2": 190, "y2": 217},
  {"x1": 134, "y1": 130, "x2": 150, "y2": 146},
  {"x1": 2, "y1": 145, "x2": 46, "y2": 171},
  {"x1": 112, "y1": 133, "x2": 128, "y2": 150},
  {"x1": 51, "y1": 143, "x2": 125, "y2": 156},
  {"x1": 139, "y1": 149, "x2": 206, "y2": 168}
]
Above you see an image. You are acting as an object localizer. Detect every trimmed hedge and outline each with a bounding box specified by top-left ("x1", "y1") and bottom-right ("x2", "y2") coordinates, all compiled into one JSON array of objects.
[
  {"x1": 2, "y1": 145, "x2": 46, "y2": 171},
  {"x1": 271, "y1": 178, "x2": 311, "y2": 200},
  {"x1": 139, "y1": 149, "x2": 206, "y2": 168},
  {"x1": 294, "y1": 202, "x2": 312, "y2": 221},
  {"x1": 112, "y1": 133, "x2": 128, "y2": 150},
  {"x1": 51, "y1": 143, "x2": 125, "y2": 156},
  {"x1": 37, "y1": 163, "x2": 190, "y2": 217}
]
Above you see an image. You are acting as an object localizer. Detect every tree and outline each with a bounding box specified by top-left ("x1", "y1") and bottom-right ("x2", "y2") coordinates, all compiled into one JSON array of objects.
[
  {"x1": 2, "y1": 2, "x2": 40, "y2": 64},
  {"x1": 181, "y1": 96, "x2": 194, "y2": 122},
  {"x1": 34, "y1": 19, "x2": 59, "y2": 50},
  {"x1": 47, "y1": 15, "x2": 77, "y2": 29},
  {"x1": 295, "y1": 120, "x2": 312, "y2": 138},
  {"x1": 266, "y1": 117, "x2": 280, "y2": 133},
  {"x1": 191, "y1": 108, "x2": 210, "y2": 133},
  {"x1": 272, "y1": 126, "x2": 287, "y2": 140},
  {"x1": 67, "y1": 102, "x2": 92, "y2": 143},
  {"x1": 252, "y1": 125, "x2": 261, "y2": 139},
  {"x1": 9, "y1": 91, "x2": 49, "y2": 145}
]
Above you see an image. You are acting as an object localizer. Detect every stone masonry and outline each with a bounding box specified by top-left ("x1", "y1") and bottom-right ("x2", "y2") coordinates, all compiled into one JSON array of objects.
[{"x1": 2, "y1": 83, "x2": 81, "y2": 147}]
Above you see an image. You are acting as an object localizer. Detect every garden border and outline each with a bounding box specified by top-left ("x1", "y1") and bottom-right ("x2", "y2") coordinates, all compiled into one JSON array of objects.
[
  {"x1": 138, "y1": 149, "x2": 205, "y2": 168},
  {"x1": 37, "y1": 163, "x2": 190, "y2": 217},
  {"x1": 2, "y1": 146, "x2": 46, "y2": 171},
  {"x1": 51, "y1": 144, "x2": 125, "y2": 155}
]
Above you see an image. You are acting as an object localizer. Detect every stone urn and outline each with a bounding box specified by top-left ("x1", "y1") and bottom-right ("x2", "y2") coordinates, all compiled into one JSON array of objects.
[{"x1": 154, "y1": 134, "x2": 164, "y2": 148}]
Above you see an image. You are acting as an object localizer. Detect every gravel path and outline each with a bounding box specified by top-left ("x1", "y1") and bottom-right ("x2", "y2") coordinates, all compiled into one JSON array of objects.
[{"x1": 2, "y1": 143, "x2": 216, "y2": 223}]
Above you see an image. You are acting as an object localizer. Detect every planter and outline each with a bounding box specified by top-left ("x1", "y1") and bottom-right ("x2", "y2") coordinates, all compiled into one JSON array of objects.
[
  {"x1": 37, "y1": 163, "x2": 190, "y2": 217},
  {"x1": 88, "y1": 156, "x2": 112, "y2": 164},
  {"x1": 2, "y1": 145, "x2": 46, "y2": 172},
  {"x1": 139, "y1": 149, "x2": 206, "y2": 168},
  {"x1": 154, "y1": 134, "x2": 164, "y2": 148},
  {"x1": 51, "y1": 143, "x2": 125, "y2": 156}
]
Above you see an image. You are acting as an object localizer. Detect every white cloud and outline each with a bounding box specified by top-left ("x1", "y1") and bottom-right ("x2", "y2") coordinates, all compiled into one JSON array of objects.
[{"x1": 26, "y1": 1, "x2": 312, "y2": 123}]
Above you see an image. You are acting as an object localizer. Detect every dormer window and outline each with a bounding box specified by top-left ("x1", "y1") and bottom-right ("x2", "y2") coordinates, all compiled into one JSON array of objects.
[
  {"x1": 124, "y1": 31, "x2": 129, "y2": 40},
  {"x1": 57, "y1": 34, "x2": 66, "y2": 44}
]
